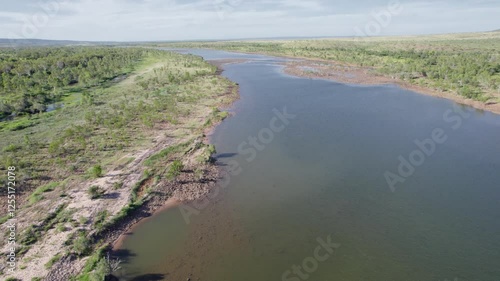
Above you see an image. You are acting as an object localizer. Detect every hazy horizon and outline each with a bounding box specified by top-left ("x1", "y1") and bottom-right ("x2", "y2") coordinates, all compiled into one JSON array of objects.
[{"x1": 1, "y1": 0, "x2": 499, "y2": 41}]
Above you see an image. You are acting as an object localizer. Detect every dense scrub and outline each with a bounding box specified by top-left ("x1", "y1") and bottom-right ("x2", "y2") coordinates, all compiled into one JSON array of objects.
[
  {"x1": 163, "y1": 32, "x2": 500, "y2": 101},
  {"x1": 0, "y1": 47, "x2": 146, "y2": 118}
]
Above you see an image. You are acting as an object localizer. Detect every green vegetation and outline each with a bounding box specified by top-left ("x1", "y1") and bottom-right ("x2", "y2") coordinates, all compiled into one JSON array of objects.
[
  {"x1": 18, "y1": 204, "x2": 71, "y2": 250},
  {"x1": 71, "y1": 231, "x2": 91, "y2": 256},
  {"x1": 29, "y1": 182, "x2": 59, "y2": 204},
  {"x1": 163, "y1": 31, "x2": 500, "y2": 102},
  {"x1": 88, "y1": 185, "x2": 104, "y2": 199},
  {"x1": 71, "y1": 246, "x2": 120, "y2": 281},
  {"x1": 0, "y1": 46, "x2": 230, "y2": 197},
  {"x1": 93, "y1": 210, "x2": 109, "y2": 232},
  {"x1": 44, "y1": 254, "x2": 62, "y2": 269},
  {"x1": 0, "y1": 47, "x2": 146, "y2": 118},
  {"x1": 87, "y1": 165, "x2": 103, "y2": 178},
  {"x1": 167, "y1": 160, "x2": 184, "y2": 180},
  {"x1": 144, "y1": 141, "x2": 190, "y2": 166},
  {"x1": 0, "y1": 45, "x2": 236, "y2": 279}
]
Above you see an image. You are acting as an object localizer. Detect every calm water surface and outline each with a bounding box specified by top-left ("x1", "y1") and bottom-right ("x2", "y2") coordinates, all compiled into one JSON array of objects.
[{"x1": 116, "y1": 49, "x2": 500, "y2": 281}]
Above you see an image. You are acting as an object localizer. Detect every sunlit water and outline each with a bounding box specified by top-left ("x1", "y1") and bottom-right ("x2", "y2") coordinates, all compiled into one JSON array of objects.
[{"x1": 116, "y1": 50, "x2": 500, "y2": 281}]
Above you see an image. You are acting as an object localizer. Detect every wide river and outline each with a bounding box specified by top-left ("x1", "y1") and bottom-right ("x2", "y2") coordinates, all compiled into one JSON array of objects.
[{"x1": 116, "y1": 50, "x2": 500, "y2": 281}]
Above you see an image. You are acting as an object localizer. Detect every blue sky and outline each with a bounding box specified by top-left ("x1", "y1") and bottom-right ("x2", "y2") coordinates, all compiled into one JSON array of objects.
[{"x1": 0, "y1": 0, "x2": 499, "y2": 41}]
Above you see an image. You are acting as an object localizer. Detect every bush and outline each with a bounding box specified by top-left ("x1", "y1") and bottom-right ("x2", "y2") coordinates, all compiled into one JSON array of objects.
[
  {"x1": 458, "y1": 86, "x2": 481, "y2": 99},
  {"x1": 88, "y1": 185, "x2": 104, "y2": 199},
  {"x1": 113, "y1": 181, "x2": 123, "y2": 190},
  {"x1": 72, "y1": 232, "x2": 90, "y2": 256},
  {"x1": 20, "y1": 225, "x2": 40, "y2": 246},
  {"x1": 167, "y1": 160, "x2": 184, "y2": 180},
  {"x1": 88, "y1": 165, "x2": 103, "y2": 178}
]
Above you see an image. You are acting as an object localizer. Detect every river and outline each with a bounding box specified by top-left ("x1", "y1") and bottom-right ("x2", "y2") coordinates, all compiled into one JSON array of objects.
[{"x1": 115, "y1": 49, "x2": 500, "y2": 281}]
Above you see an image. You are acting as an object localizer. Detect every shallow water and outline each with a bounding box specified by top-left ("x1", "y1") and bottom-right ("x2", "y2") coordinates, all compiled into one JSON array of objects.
[{"x1": 116, "y1": 49, "x2": 500, "y2": 281}]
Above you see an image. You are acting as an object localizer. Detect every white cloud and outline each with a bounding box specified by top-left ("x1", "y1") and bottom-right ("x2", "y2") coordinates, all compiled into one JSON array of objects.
[{"x1": 0, "y1": 0, "x2": 498, "y2": 41}]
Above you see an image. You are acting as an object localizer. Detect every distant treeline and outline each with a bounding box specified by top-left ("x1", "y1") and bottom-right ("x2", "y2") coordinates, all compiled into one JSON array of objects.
[
  {"x1": 0, "y1": 47, "x2": 149, "y2": 118},
  {"x1": 163, "y1": 35, "x2": 500, "y2": 101}
]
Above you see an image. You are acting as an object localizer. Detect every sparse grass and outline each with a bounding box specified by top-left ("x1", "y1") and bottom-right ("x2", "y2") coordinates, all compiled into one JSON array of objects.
[
  {"x1": 19, "y1": 225, "x2": 40, "y2": 246},
  {"x1": 19, "y1": 204, "x2": 70, "y2": 246},
  {"x1": 28, "y1": 182, "x2": 59, "y2": 204},
  {"x1": 129, "y1": 171, "x2": 152, "y2": 203},
  {"x1": 44, "y1": 253, "x2": 62, "y2": 269},
  {"x1": 0, "y1": 214, "x2": 10, "y2": 224},
  {"x1": 144, "y1": 141, "x2": 190, "y2": 166},
  {"x1": 94, "y1": 210, "x2": 109, "y2": 231},
  {"x1": 79, "y1": 216, "x2": 89, "y2": 226}
]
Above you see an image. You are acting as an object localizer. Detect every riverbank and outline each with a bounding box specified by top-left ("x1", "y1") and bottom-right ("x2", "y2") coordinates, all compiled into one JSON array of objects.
[
  {"x1": 159, "y1": 32, "x2": 500, "y2": 115},
  {"x1": 47, "y1": 62, "x2": 239, "y2": 281},
  {"x1": 0, "y1": 51, "x2": 239, "y2": 281},
  {"x1": 209, "y1": 50, "x2": 500, "y2": 115},
  {"x1": 282, "y1": 58, "x2": 500, "y2": 115}
]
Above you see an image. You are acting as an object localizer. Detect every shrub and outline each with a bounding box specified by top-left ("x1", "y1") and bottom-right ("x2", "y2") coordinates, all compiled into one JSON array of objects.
[
  {"x1": 94, "y1": 210, "x2": 109, "y2": 231},
  {"x1": 72, "y1": 232, "x2": 90, "y2": 256},
  {"x1": 167, "y1": 160, "x2": 184, "y2": 180},
  {"x1": 20, "y1": 225, "x2": 40, "y2": 246},
  {"x1": 88, "y1": 165, "x2": 103, "y2": 178},
  {"x1": 113, "y1": 181, "x2": 123, "y2": 190},
  {"x1": 88, "y1": 185, "x2": 104, "y2": 199}
]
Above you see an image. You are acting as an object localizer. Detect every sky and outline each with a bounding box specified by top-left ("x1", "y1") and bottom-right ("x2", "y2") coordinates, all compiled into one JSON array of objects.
[{"x1": 0, "y1": 0, "x2": 499, "y2": 41}]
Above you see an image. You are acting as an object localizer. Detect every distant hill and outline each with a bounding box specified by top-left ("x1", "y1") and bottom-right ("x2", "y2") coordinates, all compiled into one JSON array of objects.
[{"x1": 0, "y1": 38, "x2": 119, "y2": 47}]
